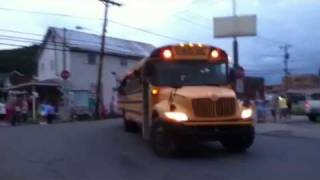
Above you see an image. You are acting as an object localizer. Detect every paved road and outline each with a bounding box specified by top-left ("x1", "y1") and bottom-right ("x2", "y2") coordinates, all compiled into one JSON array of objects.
[{"x1": 1, "y1": 118, "x2": 320, "y2": 180}]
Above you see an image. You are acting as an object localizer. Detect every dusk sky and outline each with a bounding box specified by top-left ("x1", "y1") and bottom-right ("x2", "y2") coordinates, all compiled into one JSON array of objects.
[{"x1": 0, "y1": 0, "x2": 319, "y2": 84}]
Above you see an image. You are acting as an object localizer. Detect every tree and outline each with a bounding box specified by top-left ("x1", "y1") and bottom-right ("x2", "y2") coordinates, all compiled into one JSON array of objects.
[{"x1": 0, "y1": 45, "x2": 39, "y2": 75}]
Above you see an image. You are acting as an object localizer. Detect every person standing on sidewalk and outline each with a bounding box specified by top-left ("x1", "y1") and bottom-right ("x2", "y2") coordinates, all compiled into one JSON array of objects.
[{"x1": 278, "y1": 95, "x2": 288, "y2": 121}]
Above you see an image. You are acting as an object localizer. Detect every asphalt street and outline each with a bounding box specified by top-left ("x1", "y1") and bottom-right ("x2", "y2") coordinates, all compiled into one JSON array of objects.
[{"x1": 1, "y1": 118, "x2": 320, "y2": 180}]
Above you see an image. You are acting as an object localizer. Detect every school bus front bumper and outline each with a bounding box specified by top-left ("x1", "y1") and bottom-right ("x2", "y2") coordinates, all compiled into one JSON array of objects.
[{"x1": 160, "y1": 119, "x2": 254, "y2": 141}]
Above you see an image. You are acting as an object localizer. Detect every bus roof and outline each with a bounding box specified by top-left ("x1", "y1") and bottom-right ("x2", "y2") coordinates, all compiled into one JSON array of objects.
[{"x1": 149, "y1": 43, "x2": 228, "y2": 62}]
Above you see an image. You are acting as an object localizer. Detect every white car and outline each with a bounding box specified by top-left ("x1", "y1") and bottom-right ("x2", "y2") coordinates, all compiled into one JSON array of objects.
[{"x1": 305, "y1": 93, "x2": 320, "y2": 122}]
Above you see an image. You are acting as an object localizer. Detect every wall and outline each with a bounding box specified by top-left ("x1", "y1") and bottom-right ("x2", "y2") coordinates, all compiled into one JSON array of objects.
[
  {"x1": 37, "y1": 33, "x2": 71, "y2": 81},
  {"x1": 69, "y1": 51, "x2": 138, "y2": 112}
]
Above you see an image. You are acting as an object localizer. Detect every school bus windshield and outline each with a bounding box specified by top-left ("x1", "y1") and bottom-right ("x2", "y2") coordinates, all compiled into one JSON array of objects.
[{"x1": 147, "y1": 60, "x2": 227, "y2": 87}]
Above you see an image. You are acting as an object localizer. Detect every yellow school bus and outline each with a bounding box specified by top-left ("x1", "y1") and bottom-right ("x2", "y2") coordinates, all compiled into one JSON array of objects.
[{"x1": 118, "y1": 43, "x2": 254, "y2": 157}]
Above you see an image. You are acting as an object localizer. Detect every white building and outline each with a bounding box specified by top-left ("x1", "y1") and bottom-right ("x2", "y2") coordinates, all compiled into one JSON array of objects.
[{"x1": 37, "y1": 27, "x2": 154, "y2": 117}]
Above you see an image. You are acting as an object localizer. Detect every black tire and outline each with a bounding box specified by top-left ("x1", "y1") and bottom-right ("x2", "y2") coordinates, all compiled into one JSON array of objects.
[
  {"x1": 123, "y1": 111, "x2": 138, "y2": 133},
  {"x1": 151, "y1": 121, "x2": 178, "y2": 157},
  {"x1": 220, "y1": 126, "x2": 255, "y2": 152},
  {"x1": 308, "y1": 115, "x2": 318, "y2": 122}
]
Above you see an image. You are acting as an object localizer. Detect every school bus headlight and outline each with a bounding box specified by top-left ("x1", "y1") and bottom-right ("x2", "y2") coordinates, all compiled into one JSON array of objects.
[
  {"x1": 211, "y1": 49, "x2": 219, "y2": 58},
  {"x1": 162, "y1": 49, "x2": 173, "y2": 59},
  {"x1": 164, "y1": 112, "x2": 188, "y2": 122},
  {"x1": 241, "y1": 108, "x2": 253, "y2": 119}
]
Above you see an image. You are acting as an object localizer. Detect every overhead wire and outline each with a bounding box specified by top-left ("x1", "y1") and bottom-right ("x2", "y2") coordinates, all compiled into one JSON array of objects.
[{"x1": 0, "y1": 7, "x2": 188, "y2": 42}]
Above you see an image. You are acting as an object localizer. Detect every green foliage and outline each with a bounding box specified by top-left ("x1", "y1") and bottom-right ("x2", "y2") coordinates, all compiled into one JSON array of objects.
[{"x1": 0, "y1": 45, "x2": 39, "y2": 75}]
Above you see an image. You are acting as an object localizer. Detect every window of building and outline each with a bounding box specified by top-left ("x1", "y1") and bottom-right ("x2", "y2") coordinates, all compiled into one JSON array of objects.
[
  {"x1": 120, "y1": 58, "x2": 128, "y2": 67},
  {"x1": 71, "y1": 91, "x2": 90, "y2": 107},
  {"x1": 88, "y1": 53, "x2": 96, "y2": 65}
]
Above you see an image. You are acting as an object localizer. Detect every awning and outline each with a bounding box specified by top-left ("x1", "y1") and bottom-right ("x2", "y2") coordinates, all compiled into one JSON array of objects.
[{"x1": 4, "y1": 82, "x2": 61, "y2": 91}]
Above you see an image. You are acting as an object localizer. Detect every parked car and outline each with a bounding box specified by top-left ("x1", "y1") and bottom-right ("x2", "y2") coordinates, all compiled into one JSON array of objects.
[
  {"x1": 305, "y1": 93, "x2": 320, "y2": 122},
  {"x1": 287, "y1": 93, "x2": 306, "y2": 115}
]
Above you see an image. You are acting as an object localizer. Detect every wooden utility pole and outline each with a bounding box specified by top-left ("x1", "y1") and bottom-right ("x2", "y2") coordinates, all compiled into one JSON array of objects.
[{"x1": 95, "y1": 0, "x2": 122, "y2": 119}]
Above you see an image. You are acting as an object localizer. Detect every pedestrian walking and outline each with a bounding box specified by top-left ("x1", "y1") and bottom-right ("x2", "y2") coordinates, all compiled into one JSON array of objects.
[
  {"x1": 5, "y1": 100, "x2": 15, "y2": 124},
  {"x1": 256, "y1": 98, "x2": 266, "y2": 122},
  {"x1": 46, "y1": 103, "x2": 55, "y2": 124},
  {"x1": 286, "y1": 96, "x2": 292, "y2": 119},
  {"x1": 21, "y1": 98, "x2": 29, "y2": 123},
  {"x1": 39, "y1": 101, "x2": 55, "y2": 124},
  {"x1": 270, "y1": 96, "x2": 278, "y2": 122},
  {"x1": 12, "y1": 97, "x2": 23, "y2": 126},
  {"x1": 278, "y1": 95, "x2": 288, "y2": 121}
]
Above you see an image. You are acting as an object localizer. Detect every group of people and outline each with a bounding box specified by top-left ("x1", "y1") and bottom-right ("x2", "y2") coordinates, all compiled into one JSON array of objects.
[
  {"x1": 4, "y1": 95, "x2": 56, "y2": 126},
  {"x1": 255, "y1": 94, "x2": 291, "y2": 122}
]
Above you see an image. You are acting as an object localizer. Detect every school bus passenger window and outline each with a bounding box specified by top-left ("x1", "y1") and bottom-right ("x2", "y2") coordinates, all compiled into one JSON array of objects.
[{"x1": 123, "y1": 76, "x2": 141, "y2": 94}]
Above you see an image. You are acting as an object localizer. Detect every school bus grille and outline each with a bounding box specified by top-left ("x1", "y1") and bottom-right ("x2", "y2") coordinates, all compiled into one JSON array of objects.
[{"x1": 192, "y1": 98, "x2": 236, "y2": 117}]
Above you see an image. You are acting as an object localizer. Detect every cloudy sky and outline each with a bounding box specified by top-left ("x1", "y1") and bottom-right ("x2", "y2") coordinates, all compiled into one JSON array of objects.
[{"x1": 0, "y1": 0, "x2": 319, "y2": 84}]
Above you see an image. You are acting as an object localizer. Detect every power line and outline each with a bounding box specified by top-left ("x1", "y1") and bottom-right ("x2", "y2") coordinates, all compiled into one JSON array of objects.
[
  {"x1": 0, "y1": 29, "x2": 106, "y2": 46},
  {"x1": 0, "y1": 34, "x2": 101, "y2": 49},
  {"x1": 0, "y1": 7, "x2": 188, "y2": 42},
  {"x1": 256, "y1": 36, "x2": 289, "y2": 46},
  {"x1": 0, "y1": 28, "x2": 43, "y2": 37},
  {"x1": 0, "y1": 42, "x2": 29, "y2": 48}
]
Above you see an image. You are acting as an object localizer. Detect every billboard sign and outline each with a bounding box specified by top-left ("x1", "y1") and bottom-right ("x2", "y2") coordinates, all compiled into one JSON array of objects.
[{"x1": 214, "y1": 15, "x2": 257, "y2": 38}]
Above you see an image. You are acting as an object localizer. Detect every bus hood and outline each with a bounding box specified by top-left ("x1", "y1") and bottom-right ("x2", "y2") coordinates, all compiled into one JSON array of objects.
[{"x1": 161, "y1": 86, "x2": 236, "y2": 99}]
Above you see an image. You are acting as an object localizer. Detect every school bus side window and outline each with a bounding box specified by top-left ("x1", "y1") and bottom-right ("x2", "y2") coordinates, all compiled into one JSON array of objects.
[
  {"x1": 122, "y1": 75, "x2": 141, "y2": 95},
  {"x1": 118, "y1": 79, "x2": 127, "y2": 95}
]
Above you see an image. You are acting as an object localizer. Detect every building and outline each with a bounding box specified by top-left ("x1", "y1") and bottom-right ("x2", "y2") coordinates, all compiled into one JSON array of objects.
[
  {"x1": 265, "y1": 84, "x2": 283, "y2": 94},
  {"x1": 283, "y1": 74, "x2": 320, "y2": 91},
  {"x1": 243, "y1": 77, "x2": 265, "y2": 99},
  {"x1": 37, "y1": 27, "x2": 154, "y2": 118}
]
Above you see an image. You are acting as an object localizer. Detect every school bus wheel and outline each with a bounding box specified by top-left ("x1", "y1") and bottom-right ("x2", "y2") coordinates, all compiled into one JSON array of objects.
[
  {"x1": 220, "y1": 126, "x2": 255, "y2": 152},
  {"x1": 122, "y1": 110, "x2": 138, "y2": 133},
  {"x1": 151, "y1": 119, "x2": 178, "y2": 157}
]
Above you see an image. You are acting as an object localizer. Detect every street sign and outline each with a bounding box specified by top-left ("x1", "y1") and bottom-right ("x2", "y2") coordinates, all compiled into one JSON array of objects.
[
  {"x1": 61, "y1": 70, "x2": 70, "y2": 80},
  {"x1": 214, "y1": 15, "x2": 257, "y2": 38}
]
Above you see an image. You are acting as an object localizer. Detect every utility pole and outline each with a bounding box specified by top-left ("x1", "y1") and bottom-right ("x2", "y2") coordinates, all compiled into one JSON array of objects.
[
  {"x1": 232, "y1": 0, "x2": 239, "y2": 68},
  {"x1": 63, "y1": 28, "x2": 67, "y2": 70},
  {"x1": 95, "y1": 0, "x2": 122, "y2": 119},
  {"x1": 231, "y1": 0, "x2": 244, "y2": 97},
  {"x1": 280, "y1": 44, "x2": 292, "y2": 76}
]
